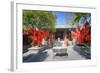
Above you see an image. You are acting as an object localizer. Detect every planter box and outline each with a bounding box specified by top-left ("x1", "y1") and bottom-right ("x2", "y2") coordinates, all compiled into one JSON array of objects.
[{"x1": 53, "y1": 46, "x2": 68, "y2": 56}]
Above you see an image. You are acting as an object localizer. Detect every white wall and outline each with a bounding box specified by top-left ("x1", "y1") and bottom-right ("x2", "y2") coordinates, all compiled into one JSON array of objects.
[{"x1": 0, "y1": 0, "x2": 100, "y2": 73}]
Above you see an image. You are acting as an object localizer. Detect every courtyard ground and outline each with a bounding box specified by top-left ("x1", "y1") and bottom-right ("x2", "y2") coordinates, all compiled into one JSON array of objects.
[{"x1": 23, "y1": 45, "x2": 86, "y2": 62}]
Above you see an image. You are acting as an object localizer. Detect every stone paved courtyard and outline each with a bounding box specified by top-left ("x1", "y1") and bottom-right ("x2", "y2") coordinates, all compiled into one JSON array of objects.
[{"x1": 23, "y1": 45, "x2": 86, "y2": 62}]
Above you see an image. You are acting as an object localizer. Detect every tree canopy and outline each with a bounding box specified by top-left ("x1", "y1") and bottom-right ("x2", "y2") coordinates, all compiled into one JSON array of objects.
[
  {"x1": 23, "y1": 10, "x2": 56, "y2": 31},
  {"x1": 71, "y1": 13, "x2": 91, "y2": 25}
]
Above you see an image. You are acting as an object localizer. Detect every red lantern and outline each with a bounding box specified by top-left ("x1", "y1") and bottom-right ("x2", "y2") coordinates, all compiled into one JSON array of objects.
[
  {"x1": 37, "y1": 30, "x2": 42, "y2": 46},
  {"x1": 32, "y1": 29, "x2": 38, "y2": 46}
]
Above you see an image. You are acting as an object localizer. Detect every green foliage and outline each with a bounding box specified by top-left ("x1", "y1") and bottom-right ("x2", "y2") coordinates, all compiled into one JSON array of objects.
[
  {"x1": 71, "y1": 13, "x2": 90, "y2": 25},
  {"x1": 23, "y1": 10, "x2": 56, "y2": 31}
]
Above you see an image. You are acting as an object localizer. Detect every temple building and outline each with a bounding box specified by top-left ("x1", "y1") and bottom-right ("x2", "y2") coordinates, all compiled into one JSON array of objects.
[{"x1": 54, "y1": 24, "x2": 76, "y2": 40}]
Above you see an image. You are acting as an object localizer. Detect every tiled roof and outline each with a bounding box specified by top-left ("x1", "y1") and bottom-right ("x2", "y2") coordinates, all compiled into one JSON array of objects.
[{"x1": 56, "y1": 24, "x2": 77, "y2": 29}]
